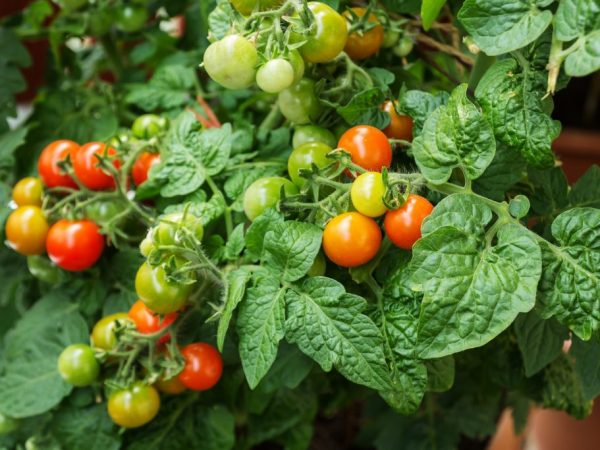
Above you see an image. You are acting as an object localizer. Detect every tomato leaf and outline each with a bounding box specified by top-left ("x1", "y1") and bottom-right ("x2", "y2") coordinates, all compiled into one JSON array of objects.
[
  {"x1": 472, "y1": 143, "x2": 526, "y2": 201},
  {"x1": 217, "y1": 267, "x2": 252, "y2": 351},
  {"x1": 52, "y1": 404, "x2": 120, "y2": 450},
  {"x1": 125, "y1": 65, "x2": 196, "y2": 111},
  {"x1": 338, "y1": 88, "x2": 390, "y2": 129},
  {"x1": 569, "y1": 165, "x2": 600, "y2": 209},
  {"x1": 542, "y1": 355, "x2": 593, "y2": 420},
  {"x1": 571, "y1": 335, "x2": 600, "y2": 401},
  {"x1": 244, "y1": 209, "x2": 285, "y2": 261},
  {"x1": 425, "y1": 357, "x2": 455, "y2": 392},
  {"x1": 421, "y1": 0, "x2": 447, "y2": 31},
  {"x1": 397, "y1": 89, "x2": 449, "y2": 137}
]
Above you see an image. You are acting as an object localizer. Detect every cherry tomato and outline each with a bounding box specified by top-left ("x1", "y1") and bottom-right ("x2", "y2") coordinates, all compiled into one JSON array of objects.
[
  {"x1": 85, "y1": 200, "x2": 125, "y2": 226},
  {"x1": 351, "y1": 172, "x2": 387, "y2": 218},
  {"x1": 155, "y1": 212, "x2": 204, "y2": 246},
  {"x1": 256, "y1": 59, "x2": 295, "y2": 94},
  {"x1": 46, "y1": 219, "x2": 105, "y2": 271},
  {"x1": 135, "y1": 262, "x2": 192, "y2": 314},
  {"x1": 278, "y1": 78, "x2": 321, "y2": 125},
  {"x1": 128, "y1": 300, "x2": 177, "y2": 344},
  {"x1": 57, "y1": 344, "x2": 100, "y2": 387},
  {"x1": 108, "y1": 383, "x2": 160, "y2": 429},
  {"x1": 307, "y1": 252, "x2": 326, "y2": 277},
  {"x1": 37, "y1": 140, "x2": 79, "y2": 189},
  {"x1": 288, "y1": 50, "x2": 305, "y2": 84},
  {"x1": 91, "y1": 313, "x2": 132, "y2": 350},
  {"x1": 12, "y1": 177, "x2": 43, "y2": 207},
  {"x1": 178, "y1": 343, "x2": 223, "y2": 391},
  {"x1": 394, "y1": 36, "x2": 414, "y2": 57},
  {"x1": 338, "y1": 125, "x2": 392, "y2": 172},
  {"x1": 382, "y1": 101, "x2": 413, "y2": 141},
  {"x1": 382, "y1": 30, "x2": 400, "y2": 48},
  {"x1": 5, "y1": 206, "x2": 49, "y2": 256},
  {"x1": 291, "y1": 2, "x2": 348, "y2": 63},
  {"x1": 322, "y1": 212, "x2": 381, "y2": 267},
  {"x1": 384, "y1": 194, "x2": 434, "y2": 250},
  {"x1": 203, "y1": 35, "x2": 258, "y2": 90},
  {"x1": 139, "y1": 231, "x2": 154, "y2": 257},
  {"x1": 230, "y1": 0, "x2": 283, "y2": 15},
  {"x1": 293, "y1": 125, "x2": 337, "y2": 149},
  {"x1": 116, "y1": 5, "x2": 148, "y2": 33},
  {"x1": 131, "y1": 115, "x2": 168, "y2": 139},
  {"x1": 155, "y1": 376, "x2": 186, "y2": 395},
  {"x1": 243, "y1": 176, "x2": 299, "y2": 221},
  {"x1": 287, "y1": 142, "x2": 332, "y2": 186},
  {"x1": 344, "y1": 7, "x2": 384, "y2": 60},
  {"x1": 72, "y1": 142, "x2": 121, "y2": 190},
  {"x1": 132, "y1": 152, "x2": 160, "y2": 186}
]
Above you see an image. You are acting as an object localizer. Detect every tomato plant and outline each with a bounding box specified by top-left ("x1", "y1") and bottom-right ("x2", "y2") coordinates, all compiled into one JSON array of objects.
[
  {"x1": 132, "y1": 152, "x2": 160, "y2": 186},
  {"x1": 256, "y1": 59, "x2": 295, "y2": 93},
  {"x1": 178, "y1": 343, "x2": 223, "y2": 391},
  {"x1": 382, "y1": 100, "x2": 413, "y2": 141},
  {"x1": 338, "y1": 125, "x2": 392, "y2": 172},
  {"x1": 57, "y1": 344, "x2": 100, "y2": 387},
  {"x1": 203, "y1": 35, "x2": 258, "y2": 90},
  {"x1": 91, "y1": 313, "x2": 133, "y2": 350},
  {"x1": 243, "y1": 176, "x2": 299, "y2": 220},
  {"x1": 135, "y1": 262, "x2": 192, "y2": 314},
  {"x1": 344, "y1": 7, "x2": 384, "y2": 61},
  {"x1": 132, "y1": 115, "x2": 168, "y2": 139},
  {"x1": 287, "y1": 142, "x2": 332, "y2": 186},
  {"x1": 72, "y1": 142, "x2": 121, "y2": 190},
  {"x1": 107, "y1": 383, "x2": 160, "y2": 428},
  {"x1": 322, "y1": 212, "x2": 382, "y2": 267},
  {"x1": 292, "y1": 125, "x2": 337, "y2": 149},
  {"x1": 37, "y1": 140, "x2": 79, "y2": 189},
  {"x1": 12, "y1": 177, "x2": 43, "y2": 207},
  {"x1": 384, "y1": 194, "x2": 434, "y2": 250},
  {"x1": 5, "y1": 206, "x2": 49, "y2": 256},
  {"x1": 128, "y1": 300, "x2": 177, "y2": 344},
  {"x1": 46, "y1": 219, "x2": 105, "y2": 271},
  {"x1": 277, "y1": 78, "x2": 321, "y2": 125},
  {"x1": 351, "y1": 171, "x2": 387, "y2": 217}
]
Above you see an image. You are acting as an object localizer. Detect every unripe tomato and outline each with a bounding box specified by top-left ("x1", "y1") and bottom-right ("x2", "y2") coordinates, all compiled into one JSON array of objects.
[
  {"x1": 382, "y1": 101, "x2": 413, "y2": 141},
  {"x1": 132, "y1": 152, "x2": 160, "y2": 186},
  {"x1": 288, "y1": 50, "x2": 305, "y2": 84},
  {"x1": 108, "y1": 383, "x2": 160, "y2": 429},
  {"x1": 139, "y1": 232, "x2": 154, "y2": 257},
  {"x1": 292, "y1": 125, "x2": 337, "y2": 149},
  {"x1": 128, "y1": 300, "x2": 177, "y2": 344},
  {"x1": 382, "y1": 30, "x2": 400, "y2": 48},
  {"x1": 351, "y1": 172, "x2": 387, "y2": 217},
  {"x1": 338, "y1": 125, "x2": 392, "y2": 172},
  {"x1": 12, "y1": 177, "x2": 43, "y2": 207},
  {"x1": 91, "y1": 313, "x2": 132, "y2": 350},
  {"x1": 278, "y1": 78, "x2": 321, "y2": 125},
  {"x1": 178, "y1": 343, "x2": 223, "y2": 391},
  {"x1": 243, "y1": 177, "x2": 299, "y2": 221},
  {"x1": 291, "y1": 2, "x2": 348, "y2": 63},
  {"x1": 307, "y1": 252, "x2": 326, "y2": 277},
  {"x1": 72, "y1": 142, "x2": 121, "y2": 190},
  {"x1": 230, "y1": 0, "x2": 283, "y2": 15},
  {"x1": 384, "y1": 194, "x2": 434, "y2": 250},
  {"x1": 155, "y1": 376, "x2": 186, "y2": 395},
  {"x1": 287, "y1": 142, "x2": 332, "y2": 186},
  {"x1": 5, "y1": 206, "x2": 49, "y2": 256},
  {"x1": 85, "y1": 200, "x2": 123, "y2": 226},
  {"x1": 131, "y1": 115, "x2": 168, "y2": 139},
  {"x1": 57, "y1": 344, "x2": 100, "y2": 387},
  {"x1": 256, "y1": 59, "x2": 295, "y2": 94},
  {"x1": 135, "y1": 262, "x2": 192, "y2": 314},
  {"x1": 37, "y1": 140, "x2": 79, "y2": 189},
  {"x1": 116, "y1": 5, "x2": 148, "y2": 33},
  {"x1": 46, "y1": 219, "x2": 104, "y2": 271},
  {"x1": 343, "y1": 7, "x2": 384, "y2": 60},
  {"x1": 322, "y1": 212, "x2": 381, "y2": 267},
  {"x1": 155, "y1": 212, "x2": 204, "y2": 245},
  {"x1": 394, "y1": 36, "x2": 414, "y2": 57},
  {"x1": 203, "y1": 35, "x2": 258, "y2": 90}
]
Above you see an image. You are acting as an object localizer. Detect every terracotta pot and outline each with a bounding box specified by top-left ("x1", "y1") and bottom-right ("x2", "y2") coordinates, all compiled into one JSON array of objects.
[{"x1": 553, "y1": 128, "x2": 600, "y2": 182}]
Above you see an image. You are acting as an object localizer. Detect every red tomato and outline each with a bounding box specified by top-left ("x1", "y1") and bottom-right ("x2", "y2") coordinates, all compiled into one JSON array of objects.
[
  {"x1": 72, "y1": 142, "x2": 121, "y2": 190},
  {"x1": 178, "y1": 343, "x2": 223, "y2": 391},
  {"x1": 132, "y1": 152, "x2": 160, "y2": 186},
  {"x1": 338, "y1": 125, "x2": 392, "y2": 173},
  {"x1": 46, "y1": 219, "x2": 105, "y2": 271},
  {"x1": 322, "y1": 212, "x2": 381, "y2": 267},
  {"x1": 128, "y1": 300, "x2": 177, "y2": 344},
  {"x1": 382, "y1": 101, "x2": 413, "y2": 141},
  {"x1": 37, "y1": 140, "x2": 79, "y2": 189},
  {"x1": 384, "y1": 194, "x2": 434, "y2": 249}
]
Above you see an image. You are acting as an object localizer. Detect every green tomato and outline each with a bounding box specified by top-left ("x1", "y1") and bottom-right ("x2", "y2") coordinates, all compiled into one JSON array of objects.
[
  {"x1": 85, "y1": 200, "x2": 125, "y2": 226},
  {"x1": 230, "y1": 0, "x2": 283, "y2": 16},
  {"x1": 307, "y1": 252, "x2": 326, "y2": 277},
  {"x1": 155, "y1": 212, "x2": 204, "y2": 246},
  {"x1": 287, "y1": 142, "x2": 332, "y2": 186},
  {"x1": 140, "y1": 230, "x2": 154, "y2": 257},
  {"x1": 256, "y1": 59, "x2": 295, "y2": 94},
  {"x1": 243, "y1": 177, "x2": 299, "y2": 221},
  {"x1": 393, "y1": 36, "x2": 414, "y2": 57},
  {"x1": 278, "y1": 78, "x2": 321, "y2": 125},
  {"x1": 131, "y1": 114, "x2": 168, "y2": 139},
  {"x1": 382, "y1": 30, "x2": 400, "y2": 48},
  {"x1": 135, "y1": 262, "x2": 192, "y2": 314},
  {"x1": 27, "y1": 255, "x2": 61, "y2": 284},
  {"x1": 116, "y1": 5, "x2": 148, "y2": 32},
  {"x1": 91, "y1": 313, "x2": 132, "y2": 350},
  {"x1": 351, "y1": 172, "x2": 387, "y2": 218},
  {"x1": 0, "y1": 413, "x2": 19, "y2": 435},
  {"x1": 203, "y1": 35, "x2": 258, "y2": 90},
  {"x1": 290, "y1": 2, "x2": 348, "y2": 63},
  {"x1": 57, "y1": 344, "x2": 100, "y2": 387},
  {"x1": 288, "y1": 50, "x2": 305, "y2": 84},
  {"x1": 108, "y1": 383, "x2": 160, "y2": 429},
  {"x1": 88, "y1": 7, "x2": 112, "y2": 36},
  {"x1": 293, "y1": 125, "x2": 337, "y2": 149}
]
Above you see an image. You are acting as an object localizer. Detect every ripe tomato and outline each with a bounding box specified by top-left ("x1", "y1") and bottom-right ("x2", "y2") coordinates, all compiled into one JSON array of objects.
[
  {"x1": 256, "y1": 59, "x2": 295, "y2": 94},
  {"x1": 322, "y1": 212, "x2": 381, "y2": 267},
  {"x1": 132, "y1": 152, "x2": 160, "y2": 186},
  {"x1": 243, "y1": 176, "x2": 299, "y2": 221},
  {"x1": 108, "y1": 383, "x2": 160, "y2": 429},
  {"x1": 338, "y1": 125, "x2": 392, "y2": 172},
  {"x1": 382, "y1": 101, "x2": 413, "y2": 141},
  {"x1": 135, "y1": 262, "x2": 192, "y2": 314},
  {"x1": 46, "y1": 219, "x2": 105, "y2": 271},
  {"x1": 72, "y1": 142, "x2": 121, "y2": 190},
  {"x1": 230, "y1": 0, "x2": 283, "y2": 15},
  {"x1": 384, "y1": 194, "x2": 434, "y2": 250},
  {"x1": 131, "y1": 115, "x2": 168, "y2": 139},
  {"x1": 203, "y1": 35, "x2": 258, "y2": 90},
  {"x1": 37, "y1": 140, "x2": 79, "y2": 189},
  {"x1": 293, "y1": 125, "x2": 337, "y2": 149},
  {"x1": 291, "y1": 2, "x2": 348, "y2": 63},
  {"x1": 91, "y1": 313, "x2": 132, "y2": 350},
  {"x1": 278, "y1": 78, "x2": 321, "y2": 125},
  {"x1": 5, "y1": 206, "x2": 49, "y2": 256},
  {"x1": 344, "y1": 7, "x2": 384, "y2": 60},
  {"x1": 287, "y1": 142, "x2": 332, "y2": 186},
  {"x1": 155, "y1": 376, "x2": 186, "y2": 395},
  {"x1": 351, "y1": 172, "x2": 387, "y2": 218},
  {"x1": 57, "y1": 344, "x2": 100, "y2": 387},
  {"x1": 12, "y1": 177, "x2": 43, "y2": 207},
  {"x1": 128, "y1": 300, "x2": 177, "y2": 344},
  {"x1": 155, "y1": 212, "x2": 204, "y2": 246},
  {"x1": 116, "y1": 5, "x2": 148, "y2": 33},
  {"x1": 178, "y1": 343, "x2": 223, "y2": 391}
]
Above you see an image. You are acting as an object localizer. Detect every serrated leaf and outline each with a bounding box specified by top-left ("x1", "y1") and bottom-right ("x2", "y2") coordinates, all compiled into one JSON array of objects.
[
  {"x1": 528, "y1": 167, "x2": 569, "y2": 216},
  {"x1": 52, "y1": 404, "x2": 120, "y2": 450},
  {"x1": 224, "y1": 223, "x2": 245, "y2": 259},
  {"x1": 425, "y1": 357, "x2": 455, "y2": 392},
  {"x1": 542, "y1": 355, "x2": 593, "y2": 419},
  {"x1": 125, "y1": 65, "x2": 195, "y2": 111},
  {"x1": 338, "y1": 88, "x2": 390, "y2": 128},
  {"x1": 398, "y1": 89, "x2": 449, "y2": 137},
  {"x1": 217, "y1": 267, "x2": 252, "y2": 351},
  {"x1": 571, "y1": 335, "x2": 600, "y2": 401},
  {"x1": 472, "y1": 143, "x2": 526, "y2": 201},
  {"x1": 569, "y1": 165, "x2": 600, "y2": 209},
  {"x1": 245, "y1": 209, "x2": 285, "y2": 261}
]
